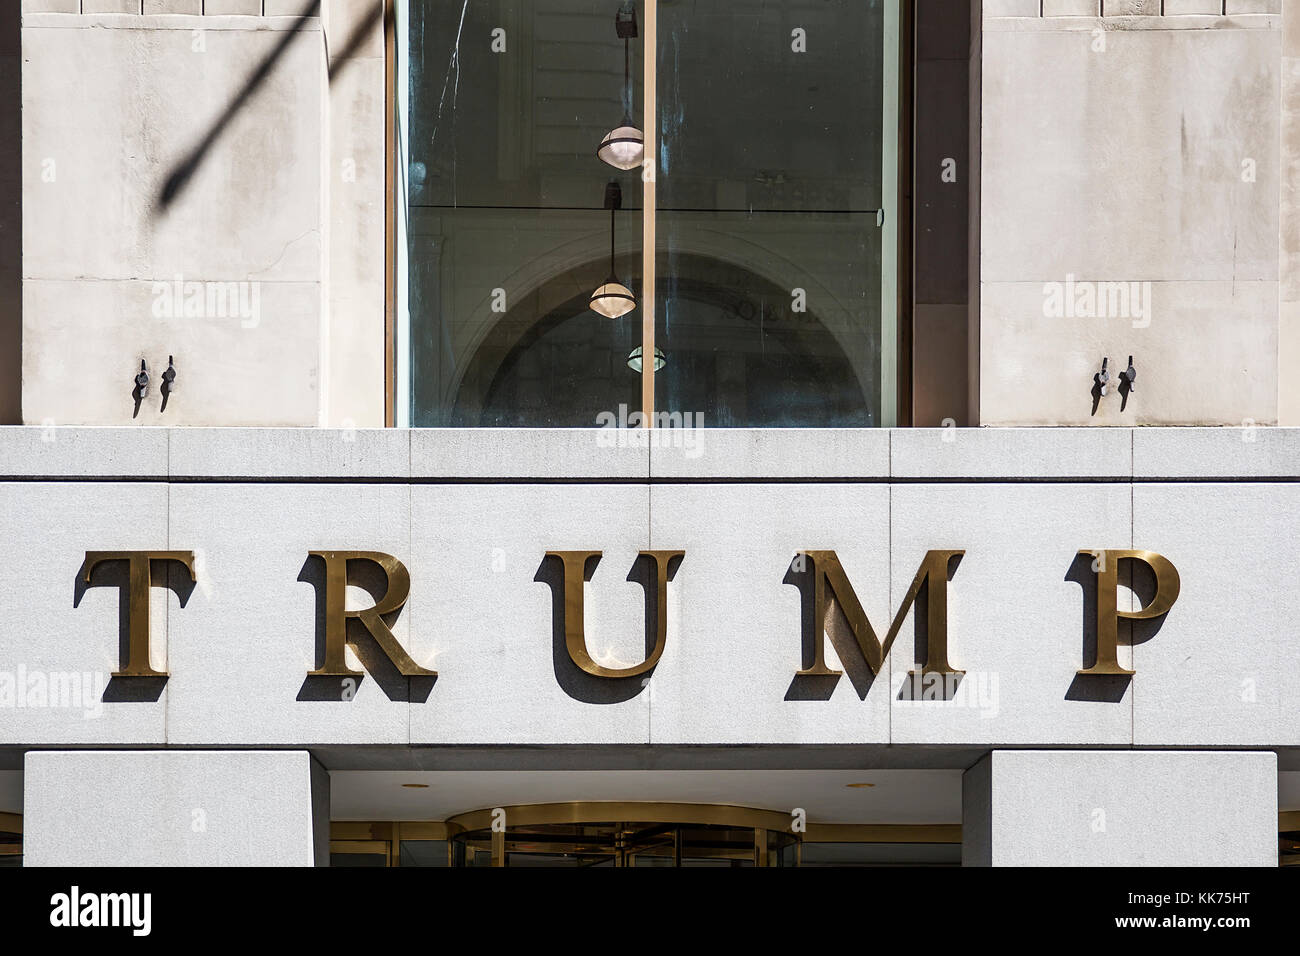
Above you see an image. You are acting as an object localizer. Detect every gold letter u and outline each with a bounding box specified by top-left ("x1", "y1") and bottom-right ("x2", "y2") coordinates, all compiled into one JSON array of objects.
[{"x1": 546, "y1": 550, "x2": 684, "y2": 679}]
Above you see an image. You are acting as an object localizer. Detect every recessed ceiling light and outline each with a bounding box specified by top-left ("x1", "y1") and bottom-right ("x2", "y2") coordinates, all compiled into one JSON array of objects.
[{"x1": 845, "y1": 782, "x2": 876, "y2": 789}]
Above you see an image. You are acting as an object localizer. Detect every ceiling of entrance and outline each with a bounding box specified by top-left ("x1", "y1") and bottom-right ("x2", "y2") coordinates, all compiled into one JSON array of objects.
[{"x1": 330, "y1": 768, "x2": 964, "y2": 823}]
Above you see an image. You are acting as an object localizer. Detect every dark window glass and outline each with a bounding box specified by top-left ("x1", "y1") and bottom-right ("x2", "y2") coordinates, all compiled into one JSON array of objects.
[
  {"x1": 799, "y1": 841, "x2": 961, "y2": 866},
  {"x1": 329, "y1": 852, "x2": 388, "y2": 867},
  {"x1": 399, "y1": 839, "x2": 449, "y2": 866},
  {"x1": 403, "y1": 0, "x2": 645, "y2": 427},
  {"x1": 656, "y1": 1, "x2": 888, "y2": 427},
  {"x1": 400, "y1": 1, "x2": 895, "y2": 427}
]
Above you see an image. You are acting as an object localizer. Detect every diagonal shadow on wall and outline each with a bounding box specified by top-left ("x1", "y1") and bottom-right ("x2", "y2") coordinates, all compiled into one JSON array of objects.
[{"x1": 156, "y1": 0, "x2": 390, "y2": 215}]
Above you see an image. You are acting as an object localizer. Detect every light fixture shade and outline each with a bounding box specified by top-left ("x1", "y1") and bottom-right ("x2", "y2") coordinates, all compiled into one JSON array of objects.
[
  {"x1": 590, "y1": 281, "x2": 637, "y2": 318},
  {"x1": 627, "y1": 346, "x2": 665, "y2": 373},
  {"x1": 598, "y1": 125, "x2": 645, "y2": 171}
]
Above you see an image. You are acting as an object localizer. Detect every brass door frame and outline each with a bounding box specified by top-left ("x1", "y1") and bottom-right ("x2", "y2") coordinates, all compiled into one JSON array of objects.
[
  {"x1": 0, "y1": 811, "x2": 20, "y2": 860},
  {"x1": 328, "y1": 839, "x2": 392, "y2": 867},
  {"x1": 331, "y1": 809, "x2": 963, "y2": 862},
  {"x1": 443, "y1": 801, "x2": 796, "y2": 834},
  {"x1": 330, "y1": 821, "x2": 454, "y2": 867},
  {"x1": 445, "y1": 802, "x2": 796, "y2": 868}
]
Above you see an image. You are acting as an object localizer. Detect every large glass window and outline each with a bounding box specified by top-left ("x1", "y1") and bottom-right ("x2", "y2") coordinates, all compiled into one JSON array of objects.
[{"x1": 395, "y1": 1, "x2": 900, "y2": 427}]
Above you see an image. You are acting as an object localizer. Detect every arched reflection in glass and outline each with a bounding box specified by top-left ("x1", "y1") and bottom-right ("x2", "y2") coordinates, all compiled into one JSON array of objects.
[{"x1": 428, "y1": 254, "x2": 868, "y2": 428}]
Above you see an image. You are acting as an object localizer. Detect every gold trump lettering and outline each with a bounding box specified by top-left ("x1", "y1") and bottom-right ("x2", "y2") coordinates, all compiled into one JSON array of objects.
[
  {"x1": 307, "y1": 551, "x2": 434, "y2": 678},
  {"x1": 81, "y1": 551, "x2": 196, "y2": 677},
  {"x1": 546, "y1": 550, "x2": 684, "y2": 678},
  {"x1": 75, "y1": 545, "x2": 1182, "y2": 687},
  {"x1": 1077, "y1": 549, "x2": 1180, "y2": 676},
  {"x1": 795, "y1": 550, "x2": 964, "y2": 678}
]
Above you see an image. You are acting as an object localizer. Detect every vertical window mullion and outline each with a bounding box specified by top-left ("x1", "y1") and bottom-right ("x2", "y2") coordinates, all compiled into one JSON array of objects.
[
  {"x1": 880, "y1": 0, "x2": 901, "y2": 429},
  {"x1": 641, "y1": 0, "x2": 657, "y2": 429}
]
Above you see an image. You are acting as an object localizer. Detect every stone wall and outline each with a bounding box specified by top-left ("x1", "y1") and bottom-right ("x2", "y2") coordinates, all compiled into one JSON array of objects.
[
  {"x1": 0, "y1": 425, "x2": 1297, "y2": 750},
  {"x1": 980, "y1": 2, "x2": 1283, "y2": 425},
  {"x1": 17, "y1": 2, "x2": 387, "y2": 427}
]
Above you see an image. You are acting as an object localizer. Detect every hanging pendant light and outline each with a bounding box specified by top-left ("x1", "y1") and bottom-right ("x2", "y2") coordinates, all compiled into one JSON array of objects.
[
  {"x1": 590, "y1": 278, "x2": 636, "y2": 318},
  {"x1": 598, "y1": 125, "x2": 645, "y2": 172},
  {"x1": 590, "y1": 180, "x2": 636, "y2": 318},
  {"x1": 598, "y1": 2, "x2": 645, "y2": 171},
  {"x1": 627, "y1": 346, "x2": 665, "y2": 373}
]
